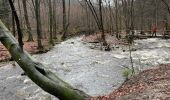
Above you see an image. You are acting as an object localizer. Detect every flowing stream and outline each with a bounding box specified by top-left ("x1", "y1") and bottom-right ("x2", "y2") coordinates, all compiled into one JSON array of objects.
[{"x1": 1, "y1": 37, "x2": 170, "y2": 100}]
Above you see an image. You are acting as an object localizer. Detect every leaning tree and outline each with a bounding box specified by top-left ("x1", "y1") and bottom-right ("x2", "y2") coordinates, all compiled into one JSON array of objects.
[{"x1": 0, "y1": 19, "x2": 89, "y2": 100}]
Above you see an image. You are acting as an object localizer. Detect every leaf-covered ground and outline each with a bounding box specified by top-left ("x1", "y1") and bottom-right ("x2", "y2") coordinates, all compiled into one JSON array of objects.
[
  {"x1": 82, "y1": 32, "x2": 127, "y2": 45},
  {"x1": 89, "y1": 64, "x2": 170, "y2": 100},
  {"x1": 0, "y1": 40, "x2": 51, "y2": 62}
]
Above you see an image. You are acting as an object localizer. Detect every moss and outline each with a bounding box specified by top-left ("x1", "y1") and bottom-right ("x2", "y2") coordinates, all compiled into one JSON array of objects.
[{"x1": 122, "y1": 68, "x2": 133, "y2": 80}]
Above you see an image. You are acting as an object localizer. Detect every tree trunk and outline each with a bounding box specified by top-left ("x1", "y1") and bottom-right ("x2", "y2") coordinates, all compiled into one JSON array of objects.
[
  {"x1": 8, "y1": 0, "x2": 24, "y2": 50},
  {"x1": 62, "y1": 0, "x2": 67, "y2": 40},
  {"x1": 0, "y1": 19, "x2": 89, "y2": 100},
  {"x1": 99, "y1": 0, "x2": 107, "y2": 46},
  {"x1": 17, "y1": 0, "x2": 23, "y2": 29},
  {"x1": 85, "y1": 0, "x2": 101, "y2": 30},
  {"x1": 114, "y1": 0, "x2": 120, "y2": 39},
  {"x1": 12, "y1": 0, "x2": 16, "y2": 37},
  {"x1": 53, "y1": 0, "x2": 57, "y2": 39},
  {"x1": 12, "y1": 11, "x2": 16, "y2": 37},
  {"x1": 22, "y1": 0, "x2": 34, "y2": 42},
  {"x1": 108, "y1": 0, "x2": 113, "y2": 33},
  {"x1": 35, "y1": 0, "x2": 43, "y2": 50},
  {"x1": 49, "y1": 0, "x2": 54, "y2": 45}
]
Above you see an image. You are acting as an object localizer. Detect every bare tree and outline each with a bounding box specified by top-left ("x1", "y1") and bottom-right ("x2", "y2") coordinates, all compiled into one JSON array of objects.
[
  {"x1": 85, "y1": 0, "x2": 110, "y2": 50},
  {"x1": 22, "y1": 0, "x2": 34, "y2": 41},
  {"x1": 32, "y1": 0, "x2": 43, "y2": 50},
  {"x1": 138, "y1": 0, "x2": 146, "y2": 33},
  {"x1": 114, "y1": 0, "x2": 120, "y2": 39},
  {"x1": 8, "y1": 0, "x2": 24, "y2": 50},
  {"x1": 62, "y1": 0, "x2": 67, "y2": 40},
  {"x1": 48, "y1": 0, "x2": 54, "y2": 45},
  {"x1": 53, "y1": 0, "x2": 57, "y2": 38},
  {"x1": 12, "y1": 0, "x2": 16, "y2": 37}
]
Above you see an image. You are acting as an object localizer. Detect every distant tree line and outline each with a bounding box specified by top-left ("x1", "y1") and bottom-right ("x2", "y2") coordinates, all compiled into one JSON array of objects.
[{"x1": 1, "y1": 0, "x2": 170, "y2": 47}]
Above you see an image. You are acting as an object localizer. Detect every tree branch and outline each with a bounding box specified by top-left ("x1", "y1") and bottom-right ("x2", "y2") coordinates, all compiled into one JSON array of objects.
[{"x1": 161, "y1": 0, "x2": 170, "y2": 15}]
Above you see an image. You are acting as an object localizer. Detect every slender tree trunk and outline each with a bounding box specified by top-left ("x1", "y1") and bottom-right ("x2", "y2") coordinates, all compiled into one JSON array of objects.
[
  {"x1": 99, "y1": 0, "x2": 107, "y2": 46},
  {"x1": 129, "y1": 0, "x2": 134, "y2": 73},
  {"x1": 67, "y1": 0, "x2": 71, "y2": 30},
  {"x1": 155, "y1": 0, "x2": 158, "y2": 28},
  {"x1": 62, "y1": 0, "x2": 67, "y2": 40},
  {"x1": 12, "y1": 11, "x2": 16, "y2": 37},
  {"x1": 11, "y1": 0, "x2": 16, "y2": 37},
  {"x1": 85, "y1": 0, "x2": 110, "y2": 50},
  {"x1": 17, "y1": 0, "x2": 23, "y2": 29},
  {"x1": 22, "y1": 0, "x2": 34, "y2": 41},
  {"x1": 114, "y1": 0, "x2": 120, "y2": 39},
  {"x1": 85, "y1": 2, "x2": 90, "y2": 31},
  {"x1": 49, "y1": 0, "x2": 54, "y2": 45},
  {"x1": 53, "y1": 0, "x2": 57, "y2": 39},
  {"x1": 108, "y1": 0, "x2": 113, "y2": 33},
  {"x1": 35, "y1": 0, "x2": 43, "y2": 50},
  {"x1": 8, "y1": 0, "x2": 24, "y2": 50},
  {"x1": 139, "y1": 0, "x2": 146, "y2": 34},
  {"x1": 130, "y1": 0, "x2": 134, "y2": 31},
  {"x1": 85, "y1": 0, "x2": 101, "y2": 30}
]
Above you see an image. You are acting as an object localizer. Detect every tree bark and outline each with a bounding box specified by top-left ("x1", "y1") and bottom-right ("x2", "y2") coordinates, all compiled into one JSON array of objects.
[
  {"x1": 35, "y1": 0, "x2": 43, "y2": 50},
  {"x1": 114, "y1": 0, "x2": 120, "y2": 39},
  {"x1": 12, "y1": 11, "x2": 16, "y2": 37},
  {"x1": 17, "y1": 0, "x2": 23, "y2": 28},
  {"x1": 22, "y1": 0, "x2": 34, "y2": 42},
  {"x1": 0, "y1": 19, "x2": 89, "y2": 100},
  {"x1": 99, "y1": 0, "x2": 107, "y2": 46},
  {"x1": 53, "y1": 0, "x2": 57, "y2": 38},
  {"x1": 62, "y1": 0, "x2": 67, "y2": 40},
  {"x1": 8, "y1": 0, "x2": 24, "y2": 50},
  {"x1": 49, "y1": 0, "x2": 54, "y2": 45}
]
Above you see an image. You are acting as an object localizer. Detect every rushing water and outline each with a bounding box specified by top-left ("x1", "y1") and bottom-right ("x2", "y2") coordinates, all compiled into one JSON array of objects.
[{"x1": 1, "y1": 37, "x2": 170, "y2": 100}]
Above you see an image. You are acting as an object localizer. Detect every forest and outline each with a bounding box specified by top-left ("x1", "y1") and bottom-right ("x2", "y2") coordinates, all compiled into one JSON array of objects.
[{"x1": 1, "y1": 0, "x2": 170, "y2": 100}]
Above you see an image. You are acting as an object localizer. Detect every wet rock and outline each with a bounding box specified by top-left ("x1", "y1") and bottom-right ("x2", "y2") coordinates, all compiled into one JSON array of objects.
[
  {"x1": 105, "y1": 47, "x2": 111, "y2": 51},
  {"x1": 164, "y1": 58, "x2": 169, "y2": 61},
  {"x1": 82, "y1": 42, "x2": 87, "y2": 44},
  {"x1": 71, "y1": 42, "x2": 74, "y2": 44},
  {"x1": 60, "y1": 62, "x2": 64, "y2": 65},
  {"x1": 131, "y1": 48, "x2": 137, "y2": 51},
  {"x1": 89, "y1": 46, "x2": 95, "y2": 49}
]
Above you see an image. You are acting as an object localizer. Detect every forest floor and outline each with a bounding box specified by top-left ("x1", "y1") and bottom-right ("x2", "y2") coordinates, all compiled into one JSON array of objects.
[
  {"x1": 82, "y1": 32, "x2": 127, "y2": 46},
  {"x1": 0, "y1": 39, "x2": 52, "y2": 62},
  {"x1": 90, "y1": 64, "x2": 170, "y2": 100},
  {"x1": 83, "y1": 33, "x2": 170, "y2": 100}
]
